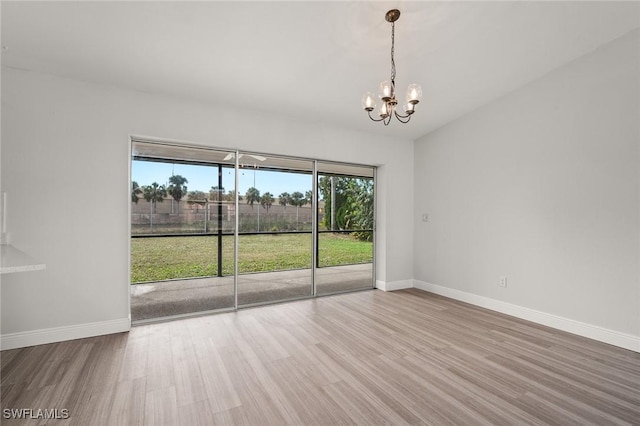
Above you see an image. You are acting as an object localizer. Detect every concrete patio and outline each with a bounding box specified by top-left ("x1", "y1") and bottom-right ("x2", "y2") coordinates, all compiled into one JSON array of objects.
[{"x1": 131, "y1": 263, "x2": 373, "y2": 321}]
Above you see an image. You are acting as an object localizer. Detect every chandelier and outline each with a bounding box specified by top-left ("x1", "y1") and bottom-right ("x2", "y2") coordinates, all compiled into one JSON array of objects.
[{"x1": 361, "y1": 9, "x2": 422, "y2": 125}]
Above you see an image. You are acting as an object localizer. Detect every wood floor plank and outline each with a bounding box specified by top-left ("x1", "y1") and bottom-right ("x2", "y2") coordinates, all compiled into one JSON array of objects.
[
  {"x1": 193, "y1": 338, "x2": 241, "y2": 414},
  {"x1": 144, "y1": 385, "x2": 178, "y2": 425},
  {"x1": 117, "y1": 332, "x2": 149, "y2": 383},
  {"x1": 171, "y1": 334, "x2": 208, "y2": 408},
  {"x1": 267, "y1": 326, "x2": 342, "y2": 386},
  {"x1": 316, "y1": 342, "x2": 431, "y2": 425},
  {"x1": 177, "y1": 400, "x2": 215, "y2": 426},
  {"x1": 145, "y1": 327, "x2": 176, "y2": 393},
  {"x1": 219, "y1": 351, "x2": 289, "y2": 425},
  {"x1": 267, "y1": 356, "x2": 355, "y2": 425},
  {"x1": 2, "y1": 289, "x2": 639, "y2": 425}
]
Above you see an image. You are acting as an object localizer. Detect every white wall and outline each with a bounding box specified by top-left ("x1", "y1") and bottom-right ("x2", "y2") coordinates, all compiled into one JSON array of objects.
[
  {"x1": 0, "y1": 67, "x2": 414, "y2": 344},
  {"x1": 414, "y1": 30, "x2": 639, "y2": 343}
]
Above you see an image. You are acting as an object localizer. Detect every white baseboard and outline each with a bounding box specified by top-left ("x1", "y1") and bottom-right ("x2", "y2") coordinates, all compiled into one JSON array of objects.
[
  {"x1": 376, "y1": 279, "x2": 413, "y2": 292},
  {"x1": 413, "y1": 280, "x2": 640, "y2": 353},
  {"x1": 1, "y1": 317, "x2": 131, "y2": 350}
]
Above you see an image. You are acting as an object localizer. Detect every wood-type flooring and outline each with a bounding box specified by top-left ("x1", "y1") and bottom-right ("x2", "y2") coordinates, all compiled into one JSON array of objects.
[{"x1": 2, "y1": 289, "x2": 639, "y2": 425}]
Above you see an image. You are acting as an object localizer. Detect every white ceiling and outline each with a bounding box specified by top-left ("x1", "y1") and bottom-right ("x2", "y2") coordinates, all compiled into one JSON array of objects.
[{"x1": 2, "y1": 1, "x2": 639, "y2": 141}]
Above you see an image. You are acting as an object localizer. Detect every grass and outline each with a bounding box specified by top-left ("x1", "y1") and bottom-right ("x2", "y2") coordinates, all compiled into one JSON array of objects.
[
  {"x1": 318, "y1": 233, "x2": 373, "y2": 267},
  {"x1": 131, "y1": 233, "x2": 372, "y2": 283}
]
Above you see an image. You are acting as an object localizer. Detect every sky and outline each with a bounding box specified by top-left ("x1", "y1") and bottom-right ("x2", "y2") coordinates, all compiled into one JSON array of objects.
[{"x1": 132, "y1": 160, "x2": 312, "y2": 197}]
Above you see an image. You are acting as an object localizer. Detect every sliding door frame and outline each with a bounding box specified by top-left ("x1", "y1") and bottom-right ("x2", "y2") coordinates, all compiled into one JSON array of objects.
[
  {"x1": 234, "y1": 150, "x2": 240, "y2": 309},
  {"x1": 314, "y1": 165, "x2": 377, "y2": 295},
  {"x1": 312, "y1": 160, "x2": 318, "y2": 296}
]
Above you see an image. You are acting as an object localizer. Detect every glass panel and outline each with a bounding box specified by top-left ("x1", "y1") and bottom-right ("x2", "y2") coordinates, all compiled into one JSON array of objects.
[
  {"x1": 130, "y1": 142, "x2": 236, "y2": 321},
  {"x1": 237, "y1": 152, "x2": 314, "y2": 306},
  {"x1": 316, "y1": 166, "x2": 374, "y2": 295},
  {"x1": 131, "y1": 162, "x2": 236, "y2": 235}
]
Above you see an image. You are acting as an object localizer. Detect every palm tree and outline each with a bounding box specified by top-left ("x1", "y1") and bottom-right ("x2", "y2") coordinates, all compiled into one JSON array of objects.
[
  {"x1": 245, "y1": 187, "x2": 260, "y2": 209},
  {"x1": 131, "y1": 181, "x2": 142, "y2": 204},
  {"x1": 210, "y1": 185, "x2": 225, "y2": 201},
  {"x1": 261, "y1": 192, "x2": 274, "y2": 213},
  {"x1": 290, "y1": 191, "x2": 304, "y2": 228},
  {"x1": 143, "y1": 182, "x2": 167, "y2": 230},
  {"x1": 290, "y1": 191, "x2": 304, "y2": 207},
  {"x1": 304, "y1": 190, "x2": 313, "y2": 207},
  {"x1": 318, "y1": 176, "x2": 348, "y2": 230},
  {"x1": 278, "y1": 192, "x2": 290, "y2": 211},
  {"x1": 167, "y1": 174, "x2": 188, "y2": 213}
]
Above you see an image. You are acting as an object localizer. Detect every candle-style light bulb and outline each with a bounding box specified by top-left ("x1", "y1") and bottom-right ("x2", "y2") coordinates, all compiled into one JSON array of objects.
[
  {"x1": 379, "y1": 81, "x2": 394, "y2": 102},
  {"x1": 379, "y1": 102, "x2": 389, "y2": 118},
  {"x1": 403, "y1": 102, "x2": 415, "y2": 115},
  {"x1": 406, "y1": 83, "x2": 422, "y2": 104},
  {"x1": 361, "y1": 92, "x2": 377, "y2": 111}
]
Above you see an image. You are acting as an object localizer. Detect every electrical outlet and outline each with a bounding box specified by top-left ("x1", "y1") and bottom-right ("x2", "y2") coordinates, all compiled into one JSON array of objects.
[{"x1": 499, "y1": 276, "x2": 507, "y2": 288}]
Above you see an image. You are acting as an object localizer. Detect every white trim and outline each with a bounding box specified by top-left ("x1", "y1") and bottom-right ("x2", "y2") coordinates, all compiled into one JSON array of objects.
[
  {"x1": 376, "y1": 279, "x2": 413, "y2": 292},
  {"x1": 413, "y1": 280, "x2": 640, "y2": 353},
  {"x1": 0, "y1": 318, "x2": 130, "y2": 350}
]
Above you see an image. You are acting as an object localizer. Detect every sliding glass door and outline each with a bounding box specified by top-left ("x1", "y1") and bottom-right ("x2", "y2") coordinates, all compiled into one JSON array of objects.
[{"x1": 130, "y1": 141, "x2": 375, "y2": 322}]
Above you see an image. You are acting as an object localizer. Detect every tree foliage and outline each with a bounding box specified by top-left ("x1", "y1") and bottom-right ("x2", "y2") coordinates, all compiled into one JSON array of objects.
[
  {"x1": 209, "y1": 185, "x2": 225, "y2": 201},
  {"x1": 278, "y1": 192, "x2": 291, "y2": 210},
  {"x1": 131, "y1": 181, "x2": 142, "y2": 204},
  {"x1": 143, "y1": 182, "x2": 167, "y2": 213},
  {"x1": 289, "y1": 191, "x2": 305, "y2": 208},
  {"x1": 318, "y1": 176, "x2": 348, "y2": 230},
  {"x1": 187, "y1": 190, "x2": 207, "y2": 205},
  {"x1": 318, "y1": 176, "x2": 373, "y2": 241},
  {"x1": 260, "y1": 192, "x2": 274, "y2": 212},
  {"x1": 167, "y1": 175, "x2": 188, "y2": 206},
  {"x1": 226, "y1": 190, "x2": 242, "y2": 202},
  {"x1": 143, "y1": 182, "x2": 167, "y2": 203},
  {"x1": 245, "y1": 187, "x2": 260, "y2": 208},
  {"x1": 135, "y1": 172, "x2": 373, "y2": 239}
]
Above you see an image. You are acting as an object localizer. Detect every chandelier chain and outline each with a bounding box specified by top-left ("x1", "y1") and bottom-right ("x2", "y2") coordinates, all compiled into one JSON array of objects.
[{"x1": 390, "y1": 21, "x2": 396, "y2": 84}]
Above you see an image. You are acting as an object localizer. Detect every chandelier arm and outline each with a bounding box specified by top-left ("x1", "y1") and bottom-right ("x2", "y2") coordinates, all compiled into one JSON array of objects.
[
  {"x1": 394, "y1": 110, "x2": 412, "y2": 124},
  {"x1": 367, "y1": 110, "x2": 386, "y2": 122},
  {"x1": 394, "y1": 110, "x2": 412, "y2": 119}
]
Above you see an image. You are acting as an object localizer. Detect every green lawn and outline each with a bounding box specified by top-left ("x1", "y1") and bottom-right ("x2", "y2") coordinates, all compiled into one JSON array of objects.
[{"x1": 131, "y1": 233, "x2": 372, "y2": 283}]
